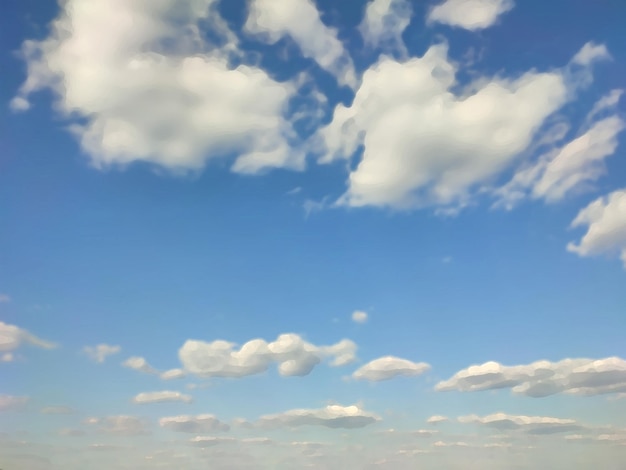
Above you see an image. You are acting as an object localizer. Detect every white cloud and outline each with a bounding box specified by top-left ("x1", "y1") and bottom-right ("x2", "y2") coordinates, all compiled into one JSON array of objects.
[
  {"x1": 494, "y1": 90, "x2": 625, "y2": 208},
  {"x1": 572, "y1": 42, "x2": 611, "y2": 66},
  {"x1": 317, "y1": 42, "x2": 578, "y2": 211},
  {"x1": 0, "y1": 395, "x2": 29, "y2": 411},
  {"x1": 257, "y1": 404, "x2": 381, "y2": 429},
  {"x1": 351, "y1": 310, "x2": 368, "y2": 324},
  {"x1": 359, "y1": 0, "x2": 411, "y2": 56},
  {"x1": 83, "y1": 344, "x2": 121, "y2": 364},
  {"x1": 40, "y1": 406, "x2": 74, "y2": 415},
  {"x1": 0, "y1": 294, "x2": 10, "y2": 303},
  {"x1": 567, "y1": 190, "x2": 626, "y2": 268},
  {"x1": 458, "y1": 413, "x2": 582, "y2": 434},
  {"x1": 436, "y1": 357, "x2": 626, "y2": 396},
  {"x1": 0, "y1": 321, "x2": 56, "y2": 354},
  {"x1": 13, "y1": 0, "x2": 302, "y2": 175},
  {"x1": 1, "y1": 352, "x2": 14, "y2": 363},
  {"x1": 159, "y1": 414, "x2": 230, "y2": 433},
  {"x1": 84, "y1": 415, "x2": 148, "y2": 435},
  {"x1": 352, "y1": 356, "x2": 430, "y2": 381},
  {"x1": 189, "y1": 436, "x2": 236, "y2": 447},
  {"x1": 132, "y1": 391, "x2": 193, "y2": 404},
  {"x1": 427, "y1": 0, "x2": 514, "y2": 31},
  {"x1": 245, "y1": 0, "x2": 356, "y2": 88},
  {"x1": 179, "y1": 333, "x2": 356, "y2": 378},
  {"x1": 122, "y1": 356, "x2": 158, "y2": 375},
  {"x1": 427, "y1": 415, "x2": 449, "y2": 425},
  {"x1": 160, "y1": 368, "x2": 186, "y2": 380},
  {"x1": 432, "y1": 440, "x2": 470, "y2": 447}
]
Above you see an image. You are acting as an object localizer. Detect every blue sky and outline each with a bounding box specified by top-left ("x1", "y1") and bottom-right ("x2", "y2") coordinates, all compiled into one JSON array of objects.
[{"x1": 1, "y1": 0, "x2": 626, "y2": 468}]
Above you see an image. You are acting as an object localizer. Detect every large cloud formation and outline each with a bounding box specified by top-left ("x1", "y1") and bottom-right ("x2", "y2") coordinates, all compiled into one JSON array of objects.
[
  {"x1": 12, "y1": 0, "x2": 302, "y2": 174},
  {"x1": 317, "y1": 42, "x2": 608, "y2": 211},
  {"x1": 179, "y1": 333, "x2": 356, "y2": 378},
  {"x1": 436, "y1": 357, "x2": 626, "y2": 397}
]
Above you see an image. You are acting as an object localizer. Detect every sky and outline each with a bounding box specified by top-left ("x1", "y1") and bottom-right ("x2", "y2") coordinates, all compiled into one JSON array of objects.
[{"x1": 1, "y1": 0, "x2": 626, "y2": 468}]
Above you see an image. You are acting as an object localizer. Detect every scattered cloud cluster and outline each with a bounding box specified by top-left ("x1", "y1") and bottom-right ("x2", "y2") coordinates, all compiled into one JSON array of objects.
[
  {"x1": 352, "y1": 356, "x2": 430, "y2": 381},
  {"x1": 0, "y1": 321, "x2": 56, "y2": 361},
  {"x1": 179, "y1": 333, "x2": 356, "y2": 378},
  {"x1": 83, "y1": 344, "x2": 121, "y2": 363},
  {"x1": 257, "y1": 404, "x2": 381, "y2": 429},
  {"x1": 568, "y1": 189, "x2": 626, "y2": 268},
  {"x1": 436, "y1": 357, "x2": 626, "y2": 396},
  {"x1": 159, "y1": 414, "x2": 230, "y2": 433},
  {"x1": 427, "y1": 0, "x2": 515, "y2": 31},
  {"x1": 132, "y1": 391, "x2": 193, "y2": 404}
]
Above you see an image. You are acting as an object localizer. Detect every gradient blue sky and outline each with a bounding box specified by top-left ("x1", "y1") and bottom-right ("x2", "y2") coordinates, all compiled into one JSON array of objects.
[{"x1": 1, "y1": 0, "x2": 626, "y2": 468}]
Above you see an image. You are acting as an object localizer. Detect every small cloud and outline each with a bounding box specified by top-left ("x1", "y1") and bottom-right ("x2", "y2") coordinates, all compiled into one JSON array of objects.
[
  {"x1": 427, "y1": 0, "x2": 515, "y2": 31},
  {"x1": 351, "y1": 310, "x2": 368, "y2": 324},
  {"x1": 286, "y1": 186, "x2": 302, "y2": 195},
  {"x1": 0, "y1": 394, "x2": 29, "y2": 411},
  {"x1": 160, "y1": 368, "x2": 186, "y2": 380},
  {"x1": 427, "y1": 415, "x2": 449, "y2": 425},
  {"x1": 122, "y1": 356, "x2": 158, "y2": 375},
  {"x1": 0, "y1": 294, "x2": 11, "y2": 303},
  {"x1": 353, "y1": 356, "x2": 430, "y2": 382},
  {"x1": 132, "y1": 391, "x2": 193, "y2": 405},
  {"x1": 160, "y1": 414, "x2": 230, "y2": 433},
  {"x1": 442, "y1": 256, "x2": 453, "y2": 264},
  {"x1": 83, "y1": 344, "x2": 121, "y2": 364}
]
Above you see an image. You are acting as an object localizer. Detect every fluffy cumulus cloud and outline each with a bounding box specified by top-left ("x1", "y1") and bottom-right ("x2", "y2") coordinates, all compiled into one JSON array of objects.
[
  {"x1": 427, "y1": 0, "x2": 515, "y2": 31},
  {"x1": 351, "y1": 310, "x2": 369, "y2": 324},
  {"x1": 567, "y1": 190, "x2": 626, "y2": 268},
  {"x1": 315, "y1": 42, "x2": 610, "y2": 211},
  {"x1": 458, "y1": 413, "x2": 582, "y2": 434},
  {"x1": 0, "y1": 395, "x2": 29, "y2": 411},
  {"x1": 83, "y1": 344, "x2": 121, "y2": 363},
  {"x1": 245, "y1": 0, "x2": 356, "y2": 88},
  {"x1": 257, "y1": 404, "x2": 381, "y2": 429},
  {"x1": 436, "y1": 357, "x2": 626, "y2": 397},
  {"x1": 13, "y1": 0, "x2": 303, "y2": 175},
  {"x1": 359, "y1": 0, "x2": 412, "y2": 56},
  {"x1": 0, "y1": 321, "x2": 56, "y2": 358},
  {"x1": 189, "y1": 436, "x2": 236, "y2": 447},
  {"x1": 494, "y1": 91, "x2": 625, "y2": 208},
  {"x1": 159, "y1": 414, "x2": 230, "y2": 433},
  {"x1": 352, "y1": 356, "x2": 430, "y2": 381},
  {"x1": 179, "y1": 333, "x2": 356, "y2": 378},
  {"x1": 132, "y1": 391, "x2": 193, "y2": 404},
  {"x1": 122, "y1": 356, "x2": 158, "y2": 375}
]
